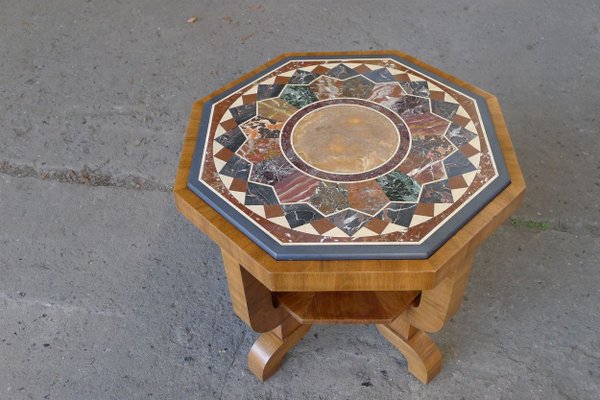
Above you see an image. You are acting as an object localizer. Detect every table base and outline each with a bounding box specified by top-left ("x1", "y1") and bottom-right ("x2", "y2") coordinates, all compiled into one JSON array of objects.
[{"x1": 221, "y1": 250, "x2": 474, "y2": 384}]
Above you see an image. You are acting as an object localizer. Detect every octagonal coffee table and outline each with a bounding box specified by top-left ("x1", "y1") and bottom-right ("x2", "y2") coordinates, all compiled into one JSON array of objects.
[{"x1": 174, "y1": 51, "x2": 525, "y2": 383}]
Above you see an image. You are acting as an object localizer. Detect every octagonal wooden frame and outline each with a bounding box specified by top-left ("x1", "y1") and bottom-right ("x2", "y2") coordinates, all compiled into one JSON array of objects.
[{"x1": 173, "y1": 50, "x2": 526, "y2": 293}]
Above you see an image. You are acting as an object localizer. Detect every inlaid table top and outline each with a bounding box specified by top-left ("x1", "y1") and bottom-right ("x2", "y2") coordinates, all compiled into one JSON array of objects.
[{"x1": 187, "y1": 53, "x2": 511, "y2": 260}]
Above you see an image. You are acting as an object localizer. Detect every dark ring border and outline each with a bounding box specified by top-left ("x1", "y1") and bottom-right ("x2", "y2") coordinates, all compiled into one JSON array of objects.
[{"x1": 280, "y1": 98, "x2": 411, "y2": 182}]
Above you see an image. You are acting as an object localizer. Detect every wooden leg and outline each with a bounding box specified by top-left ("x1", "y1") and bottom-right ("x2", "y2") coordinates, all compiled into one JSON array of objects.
[
  {"x1": 222, "y1": 250, "x2": 287, "y2": 332},
  {"x1": 376, "y1": 314, "x2": 442, "y2": 384},
  {"x1": 407, "y1": 252, "x2": 475, "y2": 332},
  {"x1": 248, "y1": 316, "x2": 312, "y2": 381},
  {"x1": 221, "y1": 250, "x2": 311, "y2": 381}
]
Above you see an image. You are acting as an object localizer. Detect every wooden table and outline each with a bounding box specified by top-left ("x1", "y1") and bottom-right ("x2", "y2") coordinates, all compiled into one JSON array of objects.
[{"x1": 174, "y1": 51, "x2": 525, "y2": 383}]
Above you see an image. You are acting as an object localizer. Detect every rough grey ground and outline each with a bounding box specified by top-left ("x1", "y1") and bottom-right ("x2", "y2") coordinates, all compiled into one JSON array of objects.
[{"x1": 1, "y1": 0, "x2": 599, "y2": 399}]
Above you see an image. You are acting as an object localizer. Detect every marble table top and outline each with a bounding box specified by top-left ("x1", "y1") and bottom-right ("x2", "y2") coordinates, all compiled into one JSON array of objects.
[{"x1": 187, "y1": 54, "x2": 510, "y2": 260}]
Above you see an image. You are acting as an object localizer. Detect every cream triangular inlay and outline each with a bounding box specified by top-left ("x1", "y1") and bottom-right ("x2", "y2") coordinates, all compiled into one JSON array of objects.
[
  {"x1": 451, "y1": 188, "x2": 468, "y2": 202},
  {"x1": 463, "y1": 171, "x2": 477, "y2": 186},
  {"x1": 381, "y1": 223, "x2": 408, "y2": 235},
  {"x1": 409, "y1": 214, "x2": 432, "y2": 227},
  {"x1": 269, "y1": 216, "x2": 290, "y2": 229},
  {"x1": 433, "y1": 203, "x2": 452, "y2": 216},
  {"x1": 294, "y1": 223, "x2": 320, "y2": 235},
  {"x1": 247, "y1": 205, "x2": 266, "y2": 218}
]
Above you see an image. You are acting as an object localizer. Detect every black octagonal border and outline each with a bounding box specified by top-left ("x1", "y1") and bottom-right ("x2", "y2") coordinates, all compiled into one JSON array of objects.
[{"x1": 187, "y1": 54, "x2": 510, "y2": 261}]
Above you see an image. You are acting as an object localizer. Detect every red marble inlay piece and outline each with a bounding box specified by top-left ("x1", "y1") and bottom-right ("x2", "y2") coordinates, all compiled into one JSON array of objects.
[
  {"x1": 273, "y1": 172, "x2": 320, "y2": 203},
  {"x1": 346, "y1": 181, "x2": 390, "y2": 215},
  {"x1": 409, "y1": 160, "x2": 447, "y2": 184},
  {"x1": 240, "y1": 117, "x2": 284, "y2": 140},
  {"x1": 403, "y1": 112, "x2": 450, "y2": 137},
  {"x1": 237, "y1": 138, "x2": 281, "y2": 163},
  {"x1": 309, "y1": 76, "x2": 344, "y2": 100},
  {"x1": 367, "y1": 82, "x2": 404, "y2": 108}
]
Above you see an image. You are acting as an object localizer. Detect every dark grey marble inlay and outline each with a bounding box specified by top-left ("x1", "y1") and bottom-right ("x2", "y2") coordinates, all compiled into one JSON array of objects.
[
  {"x1": 282, "y1": 204, "x2": 323, "y2": 228},
  {"x1": 377, "y1": 203, "x2": 417, "y2": 227},
  {"x1": 245, "y1": 183, "x2": 279, "y2": 205},
  {"x1": 230, "y1": 104, "x2": 256, "y2": 124},
  {"x1": 445, "y1": 122, "x2": 477, "y2": 147},
  {"x1": 219, "y1": 155, "x2": 251, "y2": 180},
  {"x1": 288, "y1": 70, "x2": 319, "y2": 84},
  {"x1": 328, "y1": 209, "x2": 371, "y2": 236},
  {"x1": 326, "y1": 64, "x2": 358, "y2": 79},
  {"x1": 364, "y1": 67, "x2": 395, "y2": 83},
  {"x1": 257, "y1": 84, "x2": 285, "y2": 100},
  {"x1": 443, "y1": 151, "x2": 477, "y2": 177},
  {"x1": 431, "y1": 100, "x2": 459, "y2": 120},
  {"x1": 215, "y1": 127, "x2": 246, "y2": 152},
  {"x1": 250, "y1": 156, "x2": 296, "y2": 185}
]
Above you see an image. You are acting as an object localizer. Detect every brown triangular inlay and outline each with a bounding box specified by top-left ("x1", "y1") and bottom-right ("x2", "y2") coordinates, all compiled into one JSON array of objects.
[
  {"x1": 242, "y1": 93, "x2": 257, "y2": 104},
  {"x1": 214, "y1": 147, "x2": 234, "y2": 161},
  {"x1": 229, "y1": 178, "x2": 248, "y2": 192},
  {"x1": 312, "y1": 65, "x2": 331, "y2": 75},
  {"x1": 310, "y1": 218, "x2": 337, "y2": 235},
  {"x1": 394, "y1": 73, "x2": 410, "y2": 82},
  {"x1": 429, "y1": 90, "x2": 445, "y2": 101},
  {"x1": 364, "y1": 218, "x2": 389, "y2": 235},
  {"x1": 460, "y1": 143, "x2": 479, "y2": 158},
  {"x1": 414, "y1": 203, "x2": 435, "y2": 217},
  {"x1": 264, "y1": 205, "x2": 284, "y2": 219},
  {"x1": 274, "y1": 76, "x2": 290, "y2": 85},
  {"x1": 220, "y1": 118, "x2": 238, "y2": 131},
  {"x1": 453, "y1": 114, "x2": 471, "y2": 128},
  {"x1": 353, "y1": 64, "x2": 372, "y2": 74},
  {"x1": 448, "y1": 175, "x2": 468, "y2": 189}
]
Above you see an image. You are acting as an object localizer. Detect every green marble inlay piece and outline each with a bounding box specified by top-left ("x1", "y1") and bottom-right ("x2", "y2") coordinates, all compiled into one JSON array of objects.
[
  {"x1": 309, "y1": 182, "x2": 349, "y2": 215},
  {"x1": 280, "y1": 85, "x2": 318, "y2": 108},
  {"x1": 342, "y1": 76, "x2": 375, "y2": 98},
  {"x1": 377, "y1": 171, "x2": 421, "y2": 201}
]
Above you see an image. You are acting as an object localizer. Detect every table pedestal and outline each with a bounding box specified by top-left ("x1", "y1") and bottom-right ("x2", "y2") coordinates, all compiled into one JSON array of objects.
[{"x1": 221, "y1": 250, "x2": 474, "y2": 384}]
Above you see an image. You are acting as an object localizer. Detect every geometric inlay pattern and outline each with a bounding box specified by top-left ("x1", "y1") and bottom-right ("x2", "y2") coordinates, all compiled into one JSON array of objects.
[{"x1": 188, "y1": 54, "x2": 510, "y2": 260}]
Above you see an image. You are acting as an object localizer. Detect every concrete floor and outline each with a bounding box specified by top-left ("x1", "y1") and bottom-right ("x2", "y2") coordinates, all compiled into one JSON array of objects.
[{"x1": 1, "y1": 0, "x2": 599, "y2": 399}]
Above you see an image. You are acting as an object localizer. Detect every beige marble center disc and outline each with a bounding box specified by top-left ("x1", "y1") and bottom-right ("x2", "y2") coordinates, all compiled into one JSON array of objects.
[{"x1": 291, "y1": 105, "x2": 400, "y2": 174}]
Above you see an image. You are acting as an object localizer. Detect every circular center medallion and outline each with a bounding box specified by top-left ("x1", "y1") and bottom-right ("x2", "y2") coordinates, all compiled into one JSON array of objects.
[
  {"x1": 291, "y1": 105, "x2": 400, "y2": 174},
  {"x1": 280, "y1": 98, "x2": 411, "y2": 182}
]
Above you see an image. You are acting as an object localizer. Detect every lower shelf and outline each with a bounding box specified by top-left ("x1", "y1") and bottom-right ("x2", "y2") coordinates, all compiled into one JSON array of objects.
[{"x1": 275, "y1": 290, "x2": 420, "y2": 324}]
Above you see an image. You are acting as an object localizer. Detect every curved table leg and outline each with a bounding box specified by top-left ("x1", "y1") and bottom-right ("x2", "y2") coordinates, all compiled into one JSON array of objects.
[
  {"x1": 248, "y1": 316, "x2": 312, "y2": 381},
  {"x1": 376, "y1": 314, "x2": 442, "y2": 384},
  {"x1": 222, "y1": 251, "x2": 288, "y2": 333},
  {"x1": 407, "y1": 252, "x2": 475, "y2": 332}
]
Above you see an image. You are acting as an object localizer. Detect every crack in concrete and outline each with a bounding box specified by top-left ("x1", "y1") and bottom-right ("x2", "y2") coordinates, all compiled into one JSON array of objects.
[
  {"x1": 0, "y1": 160, "x2": 172, "y2": 192},
  {"x1": 217, "y1": 330, "x2": 246, "y2": 400},
  {"x1": 0, "y1": 292, "x2": 127, "y2": 319}
]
